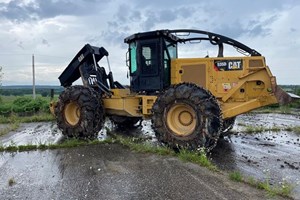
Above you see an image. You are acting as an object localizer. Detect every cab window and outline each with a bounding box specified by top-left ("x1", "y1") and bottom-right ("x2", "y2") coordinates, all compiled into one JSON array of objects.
[
  {"x1": 129, "y1": 43, "x2": 137, "y2": 74},
  {"x1": 140, "y1": 42, "x2": 158, "y2": 75}
]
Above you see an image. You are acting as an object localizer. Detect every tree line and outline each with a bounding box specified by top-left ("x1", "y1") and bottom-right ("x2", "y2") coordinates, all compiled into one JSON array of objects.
[{"x1": 1, "y1": 87, "x2": 63, "y2": 97}]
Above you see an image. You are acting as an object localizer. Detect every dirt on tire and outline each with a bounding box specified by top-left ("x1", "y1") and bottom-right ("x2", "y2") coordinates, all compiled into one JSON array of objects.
[
  {"x1": 55, "y1": 85, "x2": 105, "y2": 139},
  {"x1": 152, "y1": 83, "x2": 223, "y2": 150}
]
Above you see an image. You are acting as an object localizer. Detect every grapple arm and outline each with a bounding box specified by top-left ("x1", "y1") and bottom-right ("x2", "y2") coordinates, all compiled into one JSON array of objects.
[{"x1": 58, "y1": 44, "x2": 108, "y2": 87}]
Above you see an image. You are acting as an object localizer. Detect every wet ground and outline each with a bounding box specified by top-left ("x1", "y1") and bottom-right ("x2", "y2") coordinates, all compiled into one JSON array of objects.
[
  {"x1": 212, "y1": 114, "x2": 300, "y2": 197},
  {"x1": 0, "y1": 113, "x2": 300, "y2": 199}
]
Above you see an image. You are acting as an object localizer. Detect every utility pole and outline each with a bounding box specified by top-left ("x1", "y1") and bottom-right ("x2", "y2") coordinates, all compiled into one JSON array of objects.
[{"x1": 32, "y1": 54, "x2": 36, "y2": 99}]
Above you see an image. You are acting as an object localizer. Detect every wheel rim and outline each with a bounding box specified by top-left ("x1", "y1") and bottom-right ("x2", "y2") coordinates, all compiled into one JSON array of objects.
[
  {"x1": 64, "y1": 102, "x2": 80, "y2": 126},
  {"x1": 166, "y1": 103, "x2": 197, "y2": 136}
]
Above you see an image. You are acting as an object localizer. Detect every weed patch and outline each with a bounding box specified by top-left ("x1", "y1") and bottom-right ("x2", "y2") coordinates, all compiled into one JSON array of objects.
[
  {"x1": 243, "y1": 124, "x2": 300, "y2": 134},
  {"x1": 229, "y1": 171, "x2": 243, "y2": 182},
  {"x1": 18, "y1": 144, "x2": 38, "y2": 152},
  {"x1": 287, "y1": 126, "x2": 300, "y2": 134},
  {"x1": 244, "y1": 125, "x2": 281, "y2": 133},
  {"x1": 5, "y1": 145, "x2": 18, "y2": 152},
  {"x1": 229, "y1": 171, "x2": 294, "y2": 198},
  {"x1": 0, "y1": 113, "x2": 54, "y2": 124},
  {"x1": 115, "y1": 136, "x2": 174, "y2": 156},
  {"x1": 0, "y1": 122, "x2": 20, "y2": 136},
  {"x1": 178, "y1": 149, "x2": 218, "y2": 171}
]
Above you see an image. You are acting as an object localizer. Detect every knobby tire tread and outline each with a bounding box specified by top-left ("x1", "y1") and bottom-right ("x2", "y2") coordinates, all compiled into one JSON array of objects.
[
  {"x1": 55, "y1": 85, "x2": 104, "y2": 139},
  {"x1": 152, "y1": 83, "x2": 223, "y2": 150}
]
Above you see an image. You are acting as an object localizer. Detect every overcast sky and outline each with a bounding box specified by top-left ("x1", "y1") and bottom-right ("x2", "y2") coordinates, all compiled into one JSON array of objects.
[{"x1": 0, "y1": 0, "x2": 299, "y2": 86}]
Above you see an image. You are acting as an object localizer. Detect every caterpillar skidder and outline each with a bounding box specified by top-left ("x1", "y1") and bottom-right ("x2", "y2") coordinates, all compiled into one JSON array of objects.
[{"x1": 51, "y1": 29, "x2": 295, "y2": 150}]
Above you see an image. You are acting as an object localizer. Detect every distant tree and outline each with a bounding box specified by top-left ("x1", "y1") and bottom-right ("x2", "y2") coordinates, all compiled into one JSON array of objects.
[{"x1": 41, "y1": 91, "x2": 48, "y2": 97}]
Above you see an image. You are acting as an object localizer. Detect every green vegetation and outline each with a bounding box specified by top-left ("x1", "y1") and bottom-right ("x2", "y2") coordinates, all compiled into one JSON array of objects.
[
  {"x1": 0, "y1": 85, "x2": 63, "y2": 97},
  {"x1": 178, "y1": 149, "x2": 218, "y2": 171},
  {"x1": 229, "y1": 171, "x2": 243, "y2": 182},
  {"x1": 115, "y1": 136, "x2": 174, "y2": 156},
  {"x1": 0, "y1": 95, "x2": 55, "y2": 125},
  {"x1": 0, "y1": 86, "x2": 61, "y2": 124},
  {"x1": 243, "y1": 124, "x2": 300, "y2": 134},
  {"x1": 0, "y1": 96, "x2": 50, "y2": 115},
  {"x1": 18, "y1": 144, "x2": 39, "y2": 152},
  {"x1": 229, "y1": 170, "x2": 294, "y2": 198},
  {"x1": 244, "y1": 125, "x2": 281, "y2": 133},
  {"x1": 0, "y1": 121, "x2": 20, "y2": 136},
  {"x1": 285, "y1": 126, "x2": 300, "y2": 134},
  {"x1": 254, "y1": 105, "x2": 297, "y2": 115},
  {"x1": 257, "y1": 178, "x2": 294, "y2": 197}
]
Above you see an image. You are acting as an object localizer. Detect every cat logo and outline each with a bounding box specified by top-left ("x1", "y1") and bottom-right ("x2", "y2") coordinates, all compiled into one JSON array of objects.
[
  {"x1": 228, "y1": 61, "x2": 242, "y2": 70},
  {"x1": 214, "y1": 59, "x2": 243, "y2": 71}
]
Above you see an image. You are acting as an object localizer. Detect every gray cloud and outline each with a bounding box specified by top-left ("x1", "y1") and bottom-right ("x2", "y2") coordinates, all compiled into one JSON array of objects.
[
  {"x1": 42, "y1": 39, "x2": 49, "y2": 46},
  {"x1": 0, "y1": 0, "x2": 108, "y2": 22},
  {"x1": 290, "y1": 28, "x2": 297, "y2": 32},
  {"x1": 0, "y1": 0, "x2": 300, "y2": 85}
]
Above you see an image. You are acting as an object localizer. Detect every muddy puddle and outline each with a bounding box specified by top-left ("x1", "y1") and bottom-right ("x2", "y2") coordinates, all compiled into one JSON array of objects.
[{"x1": 0, "y1": 113, "x2": 300, "y2": 198}]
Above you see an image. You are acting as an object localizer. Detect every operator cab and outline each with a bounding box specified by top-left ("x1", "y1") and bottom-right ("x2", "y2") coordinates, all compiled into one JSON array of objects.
[{"x1": 125, "y1": 30, "x2": 179, "y2": 93}]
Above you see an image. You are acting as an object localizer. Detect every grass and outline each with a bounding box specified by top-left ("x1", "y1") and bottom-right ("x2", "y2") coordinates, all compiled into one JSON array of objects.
[
  {"x1": 1, "y1": 94, "x2": 58, "y2": 104},
  {"x1": 0, "y1": 121, "x2": 20, "y2": 136},
  {"x1": 257, "y1": 179, "x2": 294, "y2": 197},
  {"x1": 253, "y1": 105, "x2": 295, "y2": 115},
  {"x1": 241, "y1": 124, "x2": 300, "y2": 134},
  {"x1": 177, "y1": 149, "x2": 218, "y2": 171},
  {"x1": 18, "y1": 144, "x2": 38, "y2": 152},
  {"x1": 229, "y1": 170, "x2": 294, "y2": 198},
  {"x1": 244, "y1": 125, "x2": 281, "y2": 133},
  {"x1": 285, "y1": 126, "x2": 300, "y2": 134},
  {"x1": 115, "y1": 136, "x2": 174, "y2": 156},
  {"x1": 0, "y1": 112, "x2": 54, "y2": 124},
  {"x1": 229, "y1": 171, "x2": 243, "y2": 182}
]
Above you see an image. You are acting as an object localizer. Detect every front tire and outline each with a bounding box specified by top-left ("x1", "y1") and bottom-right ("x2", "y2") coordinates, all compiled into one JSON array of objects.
[
  {"x1": 55, "y1": 85, "x2": 104, "y2": 139},
  {"x1": 152, "y1": 83, "x2": 222, "y2": 150}
]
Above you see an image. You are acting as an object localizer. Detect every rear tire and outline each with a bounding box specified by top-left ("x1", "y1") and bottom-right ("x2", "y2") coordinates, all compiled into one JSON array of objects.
[
  {"x1": 55, "y1": 85, "x2": 104, "y2": 139},
  {"x1": 152, "y1": 83, "x2": 223, "y2": 150}
]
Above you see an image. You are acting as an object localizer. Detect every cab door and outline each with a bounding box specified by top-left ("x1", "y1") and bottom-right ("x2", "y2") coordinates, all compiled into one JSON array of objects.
[{"x1": 130, "y1": 38, "x2": 163, "y2": 92}]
